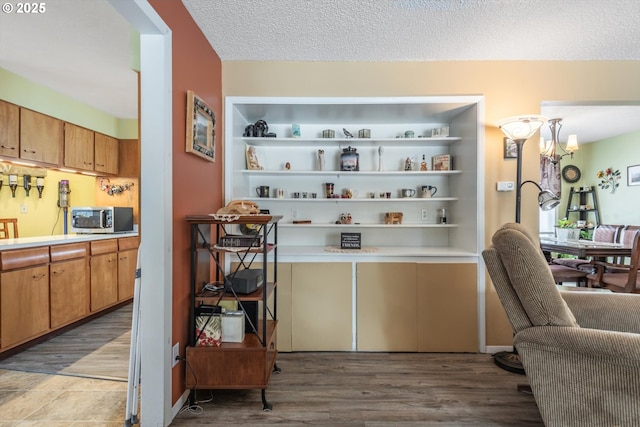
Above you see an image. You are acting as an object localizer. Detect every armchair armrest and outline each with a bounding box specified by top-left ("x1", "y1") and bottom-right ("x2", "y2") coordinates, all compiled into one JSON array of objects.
[
  {"x1": 561, "y1": 292, "x2": 640, "y2": 333},
  {"x1": 515, "y1": 326, "x2": 640, "y2": 363}
]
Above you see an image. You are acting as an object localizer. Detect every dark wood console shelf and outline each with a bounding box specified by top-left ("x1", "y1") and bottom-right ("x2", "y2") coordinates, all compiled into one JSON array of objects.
[{"x1": 185, "y1": 214, "x2": 281, "y2": 410}]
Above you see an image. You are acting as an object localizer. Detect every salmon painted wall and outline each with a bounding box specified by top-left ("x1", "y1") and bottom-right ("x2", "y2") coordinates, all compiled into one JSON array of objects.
[{"x1": 148, "y1": 0, "x2": 223, "y2": 404}]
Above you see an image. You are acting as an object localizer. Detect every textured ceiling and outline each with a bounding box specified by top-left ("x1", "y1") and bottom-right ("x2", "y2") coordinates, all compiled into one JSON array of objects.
[
  {"x1": 1, "y1": 0, "x2": 639, "y2": 138},
  {"x1": 183, "y1": 0, "x2": 640, "y2": 61}
]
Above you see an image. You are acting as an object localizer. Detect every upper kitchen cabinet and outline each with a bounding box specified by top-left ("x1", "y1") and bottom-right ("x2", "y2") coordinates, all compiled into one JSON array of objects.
[
  {"x1": 94, "y1": 132, "x2": 119, "y2": 175},
  {"x1": 20, "y1": 108, "x2": 63, "y2": 166},
  {"x1": 0, "y1": 100, "x2": 19, "y2": 159},
  {"x1": 64, "y1": 123, "x2": 95, "y2": 170}
]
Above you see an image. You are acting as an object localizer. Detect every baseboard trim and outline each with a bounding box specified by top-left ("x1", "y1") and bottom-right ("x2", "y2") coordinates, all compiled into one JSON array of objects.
[
  {"x1": 485, "y1": 345, "x2": 513, "y2": 354},
  {"x1": 171, "y1": 389, "x2": 191, "y2": 421}
]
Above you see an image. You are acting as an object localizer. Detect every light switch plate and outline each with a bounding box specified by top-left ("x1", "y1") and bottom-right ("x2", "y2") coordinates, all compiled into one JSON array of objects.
[{"x1": 497, "y1": 181, "x2": 515, "y2": 192}]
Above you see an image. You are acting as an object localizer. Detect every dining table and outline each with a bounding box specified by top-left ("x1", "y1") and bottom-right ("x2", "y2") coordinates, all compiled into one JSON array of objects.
[{"x1": 540, "y1": 237, "x2": 632, "y2": 260}]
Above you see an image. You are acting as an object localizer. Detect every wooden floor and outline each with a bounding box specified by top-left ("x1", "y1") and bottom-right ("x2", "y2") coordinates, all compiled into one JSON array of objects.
[
  {"x1": 0, "y1": 305, "x2": 543, "y2": 426},
  {"x1": 172, "y1": 352, "x2": 543, "y2": 426}
]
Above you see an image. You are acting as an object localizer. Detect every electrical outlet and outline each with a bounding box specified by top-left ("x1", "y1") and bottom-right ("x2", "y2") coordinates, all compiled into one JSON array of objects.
[
  {"x1": 172, "y1": 342, "x2": 180, "y2": 367},
  {"x1": 421, "y1": 209, "x2": 428, "y2": 221},
  {"x1": 20, "y1": 204, "x2": 28, "y2": 213}
]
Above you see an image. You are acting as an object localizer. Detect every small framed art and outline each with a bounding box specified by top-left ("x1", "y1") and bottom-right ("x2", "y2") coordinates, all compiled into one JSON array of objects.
[
  {"x1": 503, "y1": 137, "x2": 517, "y2": 159},
  {"x1": 185, "y1": 90, "x2": 215, "y2": 162},
  {"x1": 628, "y1": 164, "x2": 640, "y2": 186}
]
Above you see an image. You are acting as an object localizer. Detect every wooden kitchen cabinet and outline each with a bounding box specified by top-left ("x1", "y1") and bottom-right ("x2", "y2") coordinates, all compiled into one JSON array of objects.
[
  {"x1": 63, "y1": 123, "x2": 95, "y2": 171},
  {"x1": 94, "y1": 132, "x2": 119, "y2": 175},
  {"x1": 49, "y1": 243, "x2": 89, "y2": 329},
  {"x1": 117, "y1": 237, "x2": 139, "y2": 301},
  {"x1": 0, "y1": 100, "x2": 19, "y2": 159},
  {"x1": 416, "y1": 263, "x2": 478, "y2": 352},
  {"x1": 357, "y1": 263, "x2": 418, "y2": 351},
  {"x1": 90, "y1": 239, "x2": 118, "y2": 312},
  {"x1": 0, "y1": 247, "x2": 50, "y2": 349},
  {"x1": 19, "y1": 108, "x2": 63, "y2": 166},
  {"x1": 291, "y1": 262, "x2": 352, "y2": 351}
]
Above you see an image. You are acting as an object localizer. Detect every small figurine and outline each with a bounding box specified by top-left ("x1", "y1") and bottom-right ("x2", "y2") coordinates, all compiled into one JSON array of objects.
[
  {"x1": 343, "y1": 128, "x2": 354, "y2": 138},
  {"x1": 285, "y1": 162, "x2": 291, "y2": 170},
  {"x1": 246, "y1": 146, "x2": 263, "y2": 170},
  {"x1": 318, "y1": 149, "x2": 325, "y2": 171}
]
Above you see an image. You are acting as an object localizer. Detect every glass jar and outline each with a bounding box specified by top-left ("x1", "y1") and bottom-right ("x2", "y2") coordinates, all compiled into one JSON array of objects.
[{"x1": 340, "y1": 146, "x2": 359, "y2": 171}]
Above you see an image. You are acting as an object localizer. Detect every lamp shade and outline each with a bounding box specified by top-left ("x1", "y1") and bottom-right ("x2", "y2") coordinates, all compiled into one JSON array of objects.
[
  {"x1": 497, "y1": 115, "x2": 547, "y2": 141},
  {"x1": 538, "y1": 190, "x2": 561, "y2": 210},
  {"x1": 566, "y1": 134, "x2": 579, "y2": 152}
]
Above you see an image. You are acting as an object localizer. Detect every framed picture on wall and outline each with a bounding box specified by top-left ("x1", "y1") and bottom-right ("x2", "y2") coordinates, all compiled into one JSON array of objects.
[
  {"x1": 503, "y1": 137, "x2": 517, "y2": 159},
  {"x1": 185, "y1": 90, "x2": 215, "y2": 162},
  {"x1": 628, "y1": 164, "x2": 640, "y2": 186}
]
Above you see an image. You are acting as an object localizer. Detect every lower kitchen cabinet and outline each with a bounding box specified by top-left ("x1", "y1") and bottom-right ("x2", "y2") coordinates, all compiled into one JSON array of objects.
[
  {"x1": 416, "y1": 263, "x2": 478, "y2": 352},
  {"x1": 90, "y1": 240, "x2": 119, "y2": 312},
  {"x1": 1, "y1": 264, "x2": 50, "y2": 349},
  {"x1": 357, "y1": 263, "x2": 418, "y2": 351},
  {"x1": 291, "y1": 262, "x2": 352, "y2": 351},
  {"x1": 50, "y1": 258, "x2": 89, "y2": 328},
  {"x1": 117, "y1": 237, "x2": 140, "y2": 301}
]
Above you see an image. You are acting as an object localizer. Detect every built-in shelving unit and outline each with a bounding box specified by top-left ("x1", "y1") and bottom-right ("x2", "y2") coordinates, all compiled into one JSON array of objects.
[{"x1": 225, "y1": 96, "x2": 484, "y2": 258}]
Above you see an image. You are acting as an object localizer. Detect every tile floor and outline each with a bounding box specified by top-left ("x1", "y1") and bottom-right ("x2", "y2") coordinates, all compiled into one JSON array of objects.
[{"x1": 0, "y1": 369, "x2": 128, "y2": 426}]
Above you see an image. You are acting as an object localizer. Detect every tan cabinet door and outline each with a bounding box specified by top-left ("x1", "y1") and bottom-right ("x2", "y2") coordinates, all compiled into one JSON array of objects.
[
  {"x1": 357, "y1": 263, "x2": 418, "y2": 351},
  {"x1": 64, "y1": 123, "x2": 94, "y2": 170},
  {"x1": 291, "y1": 262, "x2": 352, "y2": 351},
  {"x1": 416, "y1": 263, "x2": 478, "y2": 352},
  {"x1": 50, "y1": 258, "x2": 89, "y2": 328},
  {"x1": 94, "y1": 133, "x2": 119, "y2": 175},
  {"x1": 19, "y1": 108, "x2": 63, "y2": 165},
  {"x1": 117, "y1": 249, "x2": 137, "y2": 301},
  {"x1": 275, "y1": 263, "x2": 292, "y2": 352},
  {"x1": 0, "y1": 100, "x2": 19, "y2": 158},
  {"x1": 90, "y1": 252, "x2": 118, "y2": 312},
  {"x1": 1, "y1": 265, "x2": 50, "y2": 349}
]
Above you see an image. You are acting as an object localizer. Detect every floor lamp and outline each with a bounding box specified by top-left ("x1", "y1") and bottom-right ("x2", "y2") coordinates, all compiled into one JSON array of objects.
[{"x1": 493, "y1": 115, "x2": 560, "y2": 374}]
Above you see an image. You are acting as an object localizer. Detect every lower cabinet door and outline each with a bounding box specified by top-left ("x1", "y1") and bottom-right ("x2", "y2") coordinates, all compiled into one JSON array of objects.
[
  {"x1": 117, "y1": 249, "x2": 137, "y2": 301},
  {"x1": 50, "y1": 258, "x2": 89, "y2": 328},
  {"x1": 1, "y1": 265, "x2": 50, "y2": 348},
  {"x1": 291, "y1": 262, "x2": 352, "y2": 351},
  {"x1": 416, "y1": 263, "x2": 478, "y2": 352},
  {"x1": 90, "y1": 252, "x2": 118, "y2": 312},
  {"x1": 357, "y1": 263, "x2": 418, "y2": 351}
]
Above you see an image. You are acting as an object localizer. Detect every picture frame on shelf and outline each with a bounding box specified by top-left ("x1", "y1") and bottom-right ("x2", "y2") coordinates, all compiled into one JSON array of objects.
[
  {"x1": 503, "y1": 137, "x2": 517, "y2": 159},
  {"x1": 628, "y1": 164, "x2": 640, "y2": 186},
  {"x1": 185, "y1": 90, "x2": 215, "y2": 162}
]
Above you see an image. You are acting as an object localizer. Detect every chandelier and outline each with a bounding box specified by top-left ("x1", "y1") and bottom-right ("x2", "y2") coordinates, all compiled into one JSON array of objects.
[{"x1": 539, "y1": 118, "x2": 578, "y2": 164}]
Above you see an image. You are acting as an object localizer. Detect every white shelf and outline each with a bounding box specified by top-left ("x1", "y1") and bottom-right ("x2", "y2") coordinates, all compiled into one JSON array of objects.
[
  {"x1": 241, "y1": 170, "x2": 460, "y2": 176},
  {"x1": 279, "y1": 223, "x2": 457, "y2": 228},
  {"x1": 247, "y1": 197, "x2": 458, "y2": 202},
  {"x1": 242, "y1": 137, "x2": 460, "y2": 146}
]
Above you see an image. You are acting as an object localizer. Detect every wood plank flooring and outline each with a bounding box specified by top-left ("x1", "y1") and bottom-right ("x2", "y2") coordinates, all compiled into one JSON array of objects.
[
  {"x1": 0, "y1": 304, "x2": 543, "y2": 426},
  {"x1": 173, "y1": 352, "x2": 543, "y2": 426}
]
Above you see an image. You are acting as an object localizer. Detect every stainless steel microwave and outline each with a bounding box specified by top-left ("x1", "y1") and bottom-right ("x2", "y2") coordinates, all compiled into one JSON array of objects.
[{"x1": 71, "y1": 206, "x2": 134, "y2": 234}]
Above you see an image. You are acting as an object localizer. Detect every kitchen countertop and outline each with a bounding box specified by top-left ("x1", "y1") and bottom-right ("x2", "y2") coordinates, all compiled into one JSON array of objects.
[{"x1": 0, "y1": 232, "x2": 139, "y2": 251}]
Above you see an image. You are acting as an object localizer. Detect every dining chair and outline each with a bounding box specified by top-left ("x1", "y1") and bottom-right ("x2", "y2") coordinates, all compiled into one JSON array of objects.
[
  {"x1": 587, "y1": 230, "x2": 640, "y2": 293},
  {"x1": 0, "y1": 218, "x2": 19, "y2": 239}
]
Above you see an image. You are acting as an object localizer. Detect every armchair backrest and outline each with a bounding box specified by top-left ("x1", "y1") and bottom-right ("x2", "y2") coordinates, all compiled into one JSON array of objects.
[
  {"x1": 483, "y1": 223, "x2": 578, "y2": 330},
  {"x1": 592, "y1": 224, "x2": 623, "y2": 243}
]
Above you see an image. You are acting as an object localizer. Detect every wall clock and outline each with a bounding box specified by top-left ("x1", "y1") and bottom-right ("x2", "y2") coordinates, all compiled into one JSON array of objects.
[{"x1": 562, "y1": 165, "x2": 581, "y2": 183}]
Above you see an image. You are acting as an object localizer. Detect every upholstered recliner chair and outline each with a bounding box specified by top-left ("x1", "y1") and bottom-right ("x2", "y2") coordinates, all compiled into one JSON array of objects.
[{"x1": 483, "y1": 223, "x2": 640, "y2": 427}]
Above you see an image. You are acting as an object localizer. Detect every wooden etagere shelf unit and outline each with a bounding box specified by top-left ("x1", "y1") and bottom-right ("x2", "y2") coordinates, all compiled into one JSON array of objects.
[{"x1": 185, "y1": 214, "x2": 281, "y2": 410}]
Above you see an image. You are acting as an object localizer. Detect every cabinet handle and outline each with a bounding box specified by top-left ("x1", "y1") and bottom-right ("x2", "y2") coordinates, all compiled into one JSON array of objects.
[
  {"x1": 33, "y1": 273, "x2": 46, "y2": 281},
  {"x1": 23, "y1": 148, "x2": 37, "y2": 154},
  {"x1": 84, "y1": 162, "x2": 93, "y2": 166},
  {"x1": 96, "y1": 163, "x2": 105, "y2": 167},
  {"x1": 120, "y1": 255, "x2": 127, "y2": 261},
  {"x1": 0, "y1": 145, "x2": 15, "y2": 150},
  {"x1": 52, "y1": 269, "x2": 65, "y2": 276}
]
